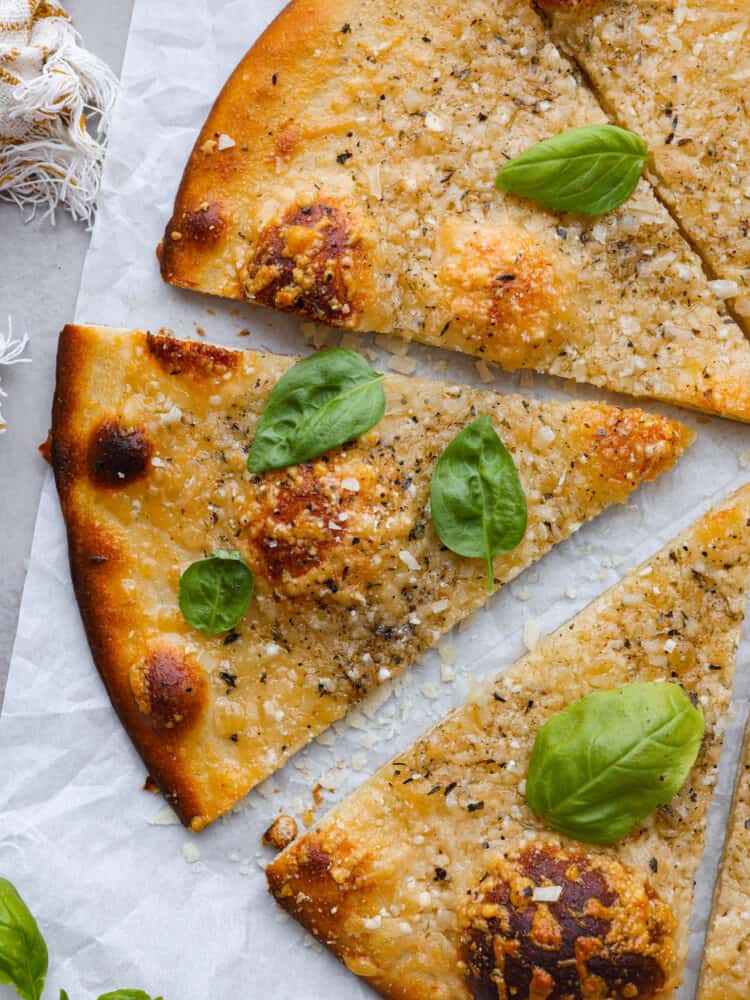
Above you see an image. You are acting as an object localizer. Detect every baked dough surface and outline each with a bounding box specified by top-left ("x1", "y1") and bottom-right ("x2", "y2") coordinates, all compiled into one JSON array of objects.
[
  {"x1": 540, "y1": 0, "x2": 750, "y2": 332},
  {"x1": 51, "y1": 324, "x2": 689, "y2": 830},
  {"x1": 267, "y1": 485, "x2": 750, "y2": 1000},
  {"x1": 699, "y1": 721, "x2": 750, "y2": 1000},
  {"x1": 161, "y1": 0, "x2": 750, "y2": 421}
]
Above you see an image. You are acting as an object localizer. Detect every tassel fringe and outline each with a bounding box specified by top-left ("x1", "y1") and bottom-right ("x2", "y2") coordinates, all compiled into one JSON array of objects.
[{"x1": 0, "y1": 13, "x2": 118, "y2": 226}]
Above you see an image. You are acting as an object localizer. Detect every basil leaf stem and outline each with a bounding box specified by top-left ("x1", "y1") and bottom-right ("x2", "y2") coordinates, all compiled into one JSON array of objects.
[
  {"x1": 496, "y1": 124, "x2": 649, "y2": 216},
  {"x1": 430, "y1": 415, "x2": 527, "y2": 592},
  {"x1": 526, "y1": 681, "x2": 704, "y2": 844},
  {"x1": 179, "y1": 550, "x2": 254, "y2": 634},
  {"x1": 248, "y1": 348, "x2": 386, "y2": 473},
  {"x1": 0, "y1": 878, "x2": 48, "y2": 1000}
]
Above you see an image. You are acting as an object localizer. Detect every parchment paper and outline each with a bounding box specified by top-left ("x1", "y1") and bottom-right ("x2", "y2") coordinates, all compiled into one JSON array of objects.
[{"x1": 2, "y1": 1, "x2": 750, "y2": 996}]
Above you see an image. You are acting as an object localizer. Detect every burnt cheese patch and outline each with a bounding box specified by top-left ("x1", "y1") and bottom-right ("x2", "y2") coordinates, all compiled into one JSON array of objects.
[
  {"x1": 88, "y1": 420, "x2": 152, "y2": 487},
  {"x1": 244, "y1": 201, "x2": 366, "y2": 326},
  {"x1": 146, "y1": 332, "x2": 238, "y2": 378},
  {"x1": 243, "y1": 454, "x2": 404, "y2": 595},
  {"x1": 459, "y1": 842, "x2": 675, "y2": 1000},
  {"x1": 578, "y1": 406, "x2": 689, "y2": 485},
  {"x1": 437, "y1": 220, "x2": 572, "y2": 368},
  {"x1": 130, "y1": 647, "x2": 208, "y2": 730}
]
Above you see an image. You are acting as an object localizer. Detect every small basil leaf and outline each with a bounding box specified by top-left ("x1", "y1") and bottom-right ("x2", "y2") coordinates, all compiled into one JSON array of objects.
[
  {"x1": 179, "y1": 550, "x2": 254, "y2": 634},
  {"x1": 97, "y1": 992, "x2": 163, "y2": 1000},
  {"x1": 248, "y1": 348, "x2": 386, "y2": 473},
  {"x1": 526, "y1": 681, "x2": 705, "y2": 845},
  {"x1": 430, "y1": 415, "x2": 527, "y2": 592},
  {"x1": 60, "y1": 992, "x2": 70, "y2": 1000},
  {"x1": 0, "y1": 878, "x2": 48, "y2": 1000},
  {"x1": 496, "y1": 124, "x2": 649, "y2": 216}
]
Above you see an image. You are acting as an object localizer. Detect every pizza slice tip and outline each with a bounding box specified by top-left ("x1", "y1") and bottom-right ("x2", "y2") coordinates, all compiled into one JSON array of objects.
[{"x1": 52, "y1": 323, "x2": 690, "y2": 830}]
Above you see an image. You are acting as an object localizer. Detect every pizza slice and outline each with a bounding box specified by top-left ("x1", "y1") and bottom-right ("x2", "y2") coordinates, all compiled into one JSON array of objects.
[
  {"x1": 698, "y1": 720, "x2": 750, "y2": 1000},
  {"x1": 267, "y1": 485, "x2": 750, "y2": 1000},
  {"x1": 160, "y1": 0, "x2": 750, "y2": 421},
  {"x1": 51, "y1": 324, "x2": 689, "y2": 831},
  {"x1": 538, "y1": 0, "x2": 750, "y2": 332}
]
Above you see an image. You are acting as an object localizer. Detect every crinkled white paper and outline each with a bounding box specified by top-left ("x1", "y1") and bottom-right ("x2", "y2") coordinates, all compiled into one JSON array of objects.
[{"x1": 2, "y1": 2, "x2": 750, "y2": 997}]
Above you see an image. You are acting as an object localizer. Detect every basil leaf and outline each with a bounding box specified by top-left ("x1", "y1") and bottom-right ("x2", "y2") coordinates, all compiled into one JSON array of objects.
[
  {"x1": 60, "y1": 992, "x2": 70, "y2": 1000},
  {"x1": 0, "y1": 878, "x2": 48, "y2": 1000},
  {"x1": 496, "y1": 124, "x2": 648, "y2": 216},
  {"x1": 526, "y1": 682, "x2": 705, "y2": 844},
  {"x1": 179, "y1": 550, "x2": 254, "y2": 634},
  {"x1": 248, "y1": 348, "x2": 386, "y2": 473},
  {"x1": 98, "y1": 992, "x2": 163, "y2": 1000},
  {"x1": 430, "y1": 415, "x2": 527, "y2": 592}
]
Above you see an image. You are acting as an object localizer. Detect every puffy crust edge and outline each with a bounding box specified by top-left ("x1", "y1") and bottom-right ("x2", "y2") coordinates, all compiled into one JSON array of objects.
[
  {"x1": 159, "y1": 0, "x2": 352, "y2": 297},
  {"x1": 51, "y1": 324, "x2": 211, "y2": 829}
]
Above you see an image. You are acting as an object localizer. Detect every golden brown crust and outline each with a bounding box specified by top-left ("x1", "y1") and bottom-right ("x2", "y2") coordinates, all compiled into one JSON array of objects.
[
  {"x1": 52, "y1": 327, "x2": 209, "y2": 823},
  {"x1": 698, "y1": 721, "x2": 750, "y2": 1000},
  {"x1": 160, "y1": 0, "x2": 352, "y2": 296},
  {"x1": 52, "y1": 324, "x2": 690, "y2": 831},
  {"x1": 267, "y1": 486, "x2": 750, "y2": 1000},
  {"x1": 161, "y1": 0, "x2": 750, "y2": 422}
]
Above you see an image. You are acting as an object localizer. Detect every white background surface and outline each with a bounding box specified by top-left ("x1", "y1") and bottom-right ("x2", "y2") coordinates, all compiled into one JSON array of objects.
[
  {"x1": 2, "y1": 1, "x2": 750, "y2": 998},
  {"x1": 0, "y1": 0, "x2": 135, "y2": 702}
]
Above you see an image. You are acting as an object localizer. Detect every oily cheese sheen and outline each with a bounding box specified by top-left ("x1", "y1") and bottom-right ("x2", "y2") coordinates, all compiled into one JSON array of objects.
[
  {"x1": 161, "y1": 0, "x2": 750, "y2": 421},
  {"x1": 539, "y1": 0, "x2": 750, "y2": 332},
  {"x1": 268, "y1": 487, "x2": 750, "y2": 1000},
  {"x1": 51, "y1": 324, "x2": 690, "y2": 831},
  {"x1": 699, "y1": 722, "x2": 750, "y2": 1000}
]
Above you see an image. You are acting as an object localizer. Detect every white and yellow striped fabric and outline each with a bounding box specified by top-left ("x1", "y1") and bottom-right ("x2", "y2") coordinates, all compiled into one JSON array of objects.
[{"x1": 0, "y1": 0, "x2": 117, "y2": 222}]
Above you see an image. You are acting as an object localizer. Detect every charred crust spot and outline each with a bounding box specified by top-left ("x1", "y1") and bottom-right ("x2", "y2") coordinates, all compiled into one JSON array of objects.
[
  {"x1": 459, "y1": 843, "x2": 675, "y2": 1000},
  {"x1": 244, "y1": 200, "x2": 365, "y2": 326},
  {"x1": 172, "y1": 201, "x2": 226, "y2": 246},
  {"x1": 146, "y1": 332, "x2": 238, "y2": 377},
  {"x1": 88, "y1": 419, "x2": 152, "y2": 487},
  {"x1": 130, "y1": 648, "x2": 207, "y2": 730}
]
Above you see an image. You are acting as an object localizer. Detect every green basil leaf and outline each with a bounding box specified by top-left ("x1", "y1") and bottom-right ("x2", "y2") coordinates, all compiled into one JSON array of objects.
[
  {"x1": 248, "y1": 348, "x2": 386, "y2": 473},
  {"x1": 60, "y1": 992, "x2": 70, "y2": 1000},
  {"x1": 0, "y1": 878, "x2": 48, "y2": 1000},
  {"x1": 97, "y1": 991, "x2": 163, "y2": 1000},
  {"x1": 179, "y1": 550, "x2": 254, "y2": 634},
  {"x1": 430, "y1": 415, "x2": 527, "y2": 592},
  {"x1": 496, "y1": 124, "x2": 649, "y2": 216},
  {"x1": 526, "y1": 681, "x2": 705, "y2": 844}
]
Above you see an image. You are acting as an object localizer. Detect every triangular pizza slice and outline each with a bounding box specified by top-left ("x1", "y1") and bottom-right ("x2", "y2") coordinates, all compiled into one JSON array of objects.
[
  {"x1": 698, "y1": 719, "x2": 750, "y2": 1000},
  {"x1": 160, "y1": 0, "x2": 750, "y2": 421},
  {"x1": 539, "y1": 0, "x2": 750, "y2": 334},
  {"x1": 51, "y1": 324, "x2": 689, "y2": 830},
  {"x1": 267, "y1": 485, "x2": 750, "y2": 999}
]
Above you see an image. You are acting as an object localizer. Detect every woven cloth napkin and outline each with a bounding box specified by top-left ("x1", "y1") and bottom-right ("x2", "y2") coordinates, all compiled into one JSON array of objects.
[{"x1": 0, "y1": 0, "x2": 117, "y2": 223}]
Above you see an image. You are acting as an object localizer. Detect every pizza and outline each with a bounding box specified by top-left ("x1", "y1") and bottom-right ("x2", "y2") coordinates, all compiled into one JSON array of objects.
[
  {"x1": 539, "y1": 0, "x2": 750, "y2": 331},
  {"x1": 699, "y1": 720, "x2": 750, "y2": 1000},
  {"x1": 267, "y1": 484, "x2": 750, "y2": 1000},
  {"x1": 159, "y1": 0, "x2": 750, "y2": 421},
  {"x1": 49, "y1": 324, "x2": 689, "y2": 831}
]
